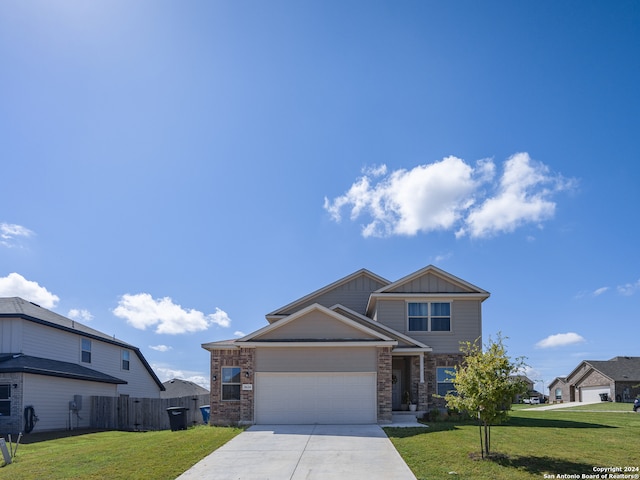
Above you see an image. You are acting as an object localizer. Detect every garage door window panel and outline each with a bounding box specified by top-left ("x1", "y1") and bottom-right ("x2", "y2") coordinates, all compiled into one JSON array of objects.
[{"x1": 222, "y1": 367, "x2": 241, "y2": 401}]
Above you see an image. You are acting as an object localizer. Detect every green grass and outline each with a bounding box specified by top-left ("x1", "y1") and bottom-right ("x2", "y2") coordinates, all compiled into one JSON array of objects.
[
  {"x1": 2, "y1": 426, "x2": 242, "y2": 480},
  {"x1": 386, "y1": 409, "x2": 640, "y2": 480},
  {"x1": 561, "y1": 401, "x2": 636, "y2": 412}
]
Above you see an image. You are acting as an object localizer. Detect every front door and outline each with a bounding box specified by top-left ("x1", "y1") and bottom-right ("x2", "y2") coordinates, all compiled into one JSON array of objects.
[{"x1": 392, "y1": 369, "x2": 402, "y2": 410}]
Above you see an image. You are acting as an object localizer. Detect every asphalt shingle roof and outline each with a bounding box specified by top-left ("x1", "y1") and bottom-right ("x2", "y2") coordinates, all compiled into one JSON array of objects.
[
  {"x1": 586, "y1": 356, "x2": 640, "y2": 382},
  {"x1": 0, "y1": 353, "x2": 127, "y2": 384}
]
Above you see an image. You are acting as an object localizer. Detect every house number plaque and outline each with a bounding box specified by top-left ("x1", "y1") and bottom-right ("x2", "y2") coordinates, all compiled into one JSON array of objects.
[{"x1": 242, "y1": 384, "x2": 253, "y2": 390}]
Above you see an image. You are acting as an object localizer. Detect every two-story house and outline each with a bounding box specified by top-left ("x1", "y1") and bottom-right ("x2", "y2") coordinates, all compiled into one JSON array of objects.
[
  {"x1": 202, "y1": 265, "x2": 489, "y2": 425},
  {"x1": 0, "y1": 297, "x2": 164, "y2": 434}
]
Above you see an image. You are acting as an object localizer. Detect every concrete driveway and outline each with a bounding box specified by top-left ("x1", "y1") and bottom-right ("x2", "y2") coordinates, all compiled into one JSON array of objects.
[{"x1": 176, "y1": 424, "x2": 417, "y2": 480}]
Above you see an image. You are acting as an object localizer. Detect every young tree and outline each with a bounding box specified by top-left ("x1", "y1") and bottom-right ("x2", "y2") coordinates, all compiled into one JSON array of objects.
[{"x1": 444, "y1": 333, "x2": 528, "y2": 458}]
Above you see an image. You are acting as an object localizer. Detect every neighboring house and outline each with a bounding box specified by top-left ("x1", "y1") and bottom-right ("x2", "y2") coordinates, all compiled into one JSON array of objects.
[
  {"x1": 0, "y1": 297, "x2": 164, "y2": 435},
  {"x1": 511, "y1": 375, "x2": 535, "y2": 403},
  {"x1": 548, "y1": 377, "x2": 569, "y2": 403},
  {"x1": 550, "y1": 357, "x2": 640, "y2": 403},
  {"x1": 161, "y1": 378, "x2": 209, "y2": 398},
  {"x1": 202, "y1": 265, "x2": 489, "y2": 425}
]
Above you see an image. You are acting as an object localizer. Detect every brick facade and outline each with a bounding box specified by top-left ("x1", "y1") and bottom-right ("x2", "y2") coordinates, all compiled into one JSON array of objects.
[
  {"x1": 377, "y1": 347, "x2": 392, "y2": 423},
  {"x1": 0, "y1": 373, "x2": 23, "y2": 436},
  {"x1": 425, "y1": 353, "x2": 465, "y2": 408},
  {"x1": 209, "y1": 348, "x2": 255, "y2": 426}
]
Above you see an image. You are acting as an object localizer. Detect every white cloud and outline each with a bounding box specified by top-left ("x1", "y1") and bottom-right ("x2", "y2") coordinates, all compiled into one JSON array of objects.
[
  {"x1": 536, "y1": 332, "x2": 586, "y2": 349},
  {"x1": 209, "y1": 307, "x2": 232, "y2": 327},
  {"x1": 0, "y1": 272, "x2": 59, "y2": 308},
  {"x1": 459, "y1": 153, "x2": 574, "y2": 238},
  {"x1": 324, "y1": 153, "x2": 574, "y2": 239},
  {"x1": 113, "y1": 293, "x2": 232, "y2": 334},
  {"x1": 234, "y1": 330, "x2": 247, "y2": 337},
  {"x1": 149, "y1": 345, "x2": 172, "y2": 352},
  {"x1": 68, "y1": 308, "x2": 94, "y2": 322},
  {"x1": 617, "y1": 279, "x2": 640, "y2": 296},
  {"x1": 592, "y1": 287, "x2": 609, "y2": 296},
  {"x1": 0, "y1": 223, "x2": 34, "y2": 247},
  {"x1": 432, "y1": 252, "x2": 453, "y2": 263}
]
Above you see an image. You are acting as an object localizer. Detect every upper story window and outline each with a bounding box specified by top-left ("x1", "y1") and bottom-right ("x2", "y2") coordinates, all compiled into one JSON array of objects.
[
  {"x1": 122, "y1": 350, "x2": 130, "y2": 371},
  {"x1": 0, "y1": 384, "x2": 10, "y2": 416},
  {"x1": 81, "y1": 338, "x2": 92, "y2": 363},
  {"x1": 407, "y1": 302, "x2": 451, "y2": 332},
  {"x1": 221, "y1": 367, "x2": 241, "y2": 401}
]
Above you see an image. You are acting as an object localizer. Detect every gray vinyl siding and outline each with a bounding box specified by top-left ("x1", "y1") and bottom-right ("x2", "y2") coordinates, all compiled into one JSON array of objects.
[
  {"x1": 386, "y1": 273, "x2": 469, "y2": 294},
  {"x1": 375, "y1": 299, "x2": 482, "y2": 353},
  {"x1": 256, "y1": 347, "x2": 377, "y2": 372},
  {"x1": 0, "y1": 317, "x2": 22, "y2": 352},
  {"x1": 256, "y1": 311, "x2": 376, "y2": 340},
  {"x1": 23, "y1": 374, "x2": 117, "y2": 432},
  {"x1": 20, "y1": 321, "x2": 160, "y2": 398},
  {"x1": 280, "y1": 276, "x2": 386, "y2": 315}
]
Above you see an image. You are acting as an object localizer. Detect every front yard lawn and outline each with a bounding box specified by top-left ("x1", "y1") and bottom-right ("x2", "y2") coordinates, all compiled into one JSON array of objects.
[
  {"x1": 386, "y1": 409, "x2": 640, "y2": 480},
  {"x1": 2, "y1": 426, "x2": 243, "y2": 480}
]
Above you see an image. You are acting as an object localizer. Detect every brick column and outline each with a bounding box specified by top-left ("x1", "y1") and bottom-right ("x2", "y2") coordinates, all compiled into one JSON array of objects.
[
  {"x1": 239, "y1": 347, "x2": 255, "y2": 425},
  {"x1": 209, "y1": 348, "x2": 241, "y2": 426},
  {"x1": 377, "y1": 346, "x2": 392, "y2": 423}
]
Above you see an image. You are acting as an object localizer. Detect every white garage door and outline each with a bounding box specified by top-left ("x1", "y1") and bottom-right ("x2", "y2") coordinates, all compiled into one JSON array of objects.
[
  {"x1": 255, "y1": 372, "x2": 377, "y2": 424},
  {"x1": 581, "y1": 386, "x2": 610, "y2": 402}
]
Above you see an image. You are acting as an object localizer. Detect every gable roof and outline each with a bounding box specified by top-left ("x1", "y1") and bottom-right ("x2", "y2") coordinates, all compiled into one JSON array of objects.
[
  {"x1": 161, "y1": 378, "x2": 209, "y2": 398},
  {"x1": 265, "y1": 269, "x2": 390, "y2": 322},
  {"x1": 242, "y1": 303, "x2": 397, "y2": 346},
  {"x1": 0, "y1": 353, "x2": 127, "y2": 384},
  {"x1": 0, "y1": 297, "x2": 165, "y2": 391},
  {"x1": 376, "y1": 265, "x2": 489, "y2": 295},
  {"x1": 330, "y1": 304, "x2": 432, "y2": 351},
  {"x1": 366, "y1": 265, "x2": 489, "y2": 315},
  {"x1": 585, "y1": 357, "x2": 640, "y2": 382},
  {"x1": 566, "y1": 356, "x2": 640, "y2": 384}
]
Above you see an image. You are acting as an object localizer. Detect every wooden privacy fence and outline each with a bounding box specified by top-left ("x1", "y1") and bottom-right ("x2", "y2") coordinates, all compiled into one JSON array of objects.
[{"x1": 90, "y1": 394, "x2": 210, "y2": 431}]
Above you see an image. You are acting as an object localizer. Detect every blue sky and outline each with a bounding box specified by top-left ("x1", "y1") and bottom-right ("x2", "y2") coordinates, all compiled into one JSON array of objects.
[{"x1": 1, "y1": 1, "x2": 638, "y2": 394}]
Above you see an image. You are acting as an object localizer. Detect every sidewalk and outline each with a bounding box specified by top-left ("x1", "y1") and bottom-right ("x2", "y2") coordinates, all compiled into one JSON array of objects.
[{"x1": 527, "y1": 401, "x2": 600, "y2": 411}]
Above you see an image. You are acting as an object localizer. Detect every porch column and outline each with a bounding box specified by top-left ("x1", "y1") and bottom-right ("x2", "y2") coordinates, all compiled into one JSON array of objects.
[{"x1": 419, "y1": 353, "x2": 424, "y2": 383}]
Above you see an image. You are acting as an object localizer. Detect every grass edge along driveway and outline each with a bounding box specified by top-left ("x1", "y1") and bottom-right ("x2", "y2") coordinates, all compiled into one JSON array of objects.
[{"x1": 386, "y1": 408, "x2": 640, "y2": 480}]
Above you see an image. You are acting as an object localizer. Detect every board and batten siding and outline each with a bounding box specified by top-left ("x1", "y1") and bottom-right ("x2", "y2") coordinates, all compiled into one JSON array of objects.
[
  {"x1": 23, "y1": 374, "x2": 117, "y2": 432},
  {"x1": 256, "y1": 311, "x2": 376, "y2": 341},
  {"x1": 375, "y1": 299, "x2": 482, "y2": 353},
  {"x1": 256, "y1": 347, "x2": 377, "y2": 372},
  {"x1": 387, "y1": 273, "x2": 469, "y2": 294},
  {"x1": 280, "y1": 275, "x2": 386, "y2": 316}
]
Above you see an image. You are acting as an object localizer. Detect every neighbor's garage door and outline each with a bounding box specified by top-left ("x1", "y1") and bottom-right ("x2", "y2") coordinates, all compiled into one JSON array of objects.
[
  {"x1": 255, "y1": 372, "x2": 377, "y2": 424},
  {"x1": 581, "y1": 386, "x2": 610, "y2": 402}
]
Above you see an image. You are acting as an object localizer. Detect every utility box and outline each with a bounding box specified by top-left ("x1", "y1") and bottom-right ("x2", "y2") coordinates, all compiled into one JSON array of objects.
[{"x1": 69, "y1": 395, "x2": 83, "y2": 411}]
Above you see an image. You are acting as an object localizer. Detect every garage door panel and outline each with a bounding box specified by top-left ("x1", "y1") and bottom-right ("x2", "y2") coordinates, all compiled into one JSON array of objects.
[
  {"x1": 581, "y1": 386, "x2": 610, "y2": 402},
  {"x1": 255, "y1": 372, "x2": 377, "y2": 424}
]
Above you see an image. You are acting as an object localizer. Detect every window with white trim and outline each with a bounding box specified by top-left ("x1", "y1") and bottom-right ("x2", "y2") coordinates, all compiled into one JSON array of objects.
[
  {"x1": 0, "y1": 384, "x2": 10, "y2": 416},
  {"x1": 408, "y1": 302, "x2": 451, "y2": 332},
  {"x1": 221, "y1": 367, "x2": 241, "y2": 401},
  {"x1": 122, "y1": 350, "x2": 130, "y2": 371},
  {"x1": 81, "y1": 338, "x2": 92, "y2": 363}
]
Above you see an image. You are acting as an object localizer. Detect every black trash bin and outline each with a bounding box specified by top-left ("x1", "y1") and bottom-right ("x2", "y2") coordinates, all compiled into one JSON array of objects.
[
  {"x1": 599, "y1": 393, "x2": 609, "y2": 402},
  {"x1": 167, "y1": 407, "x2": 189, "y2": 431}
]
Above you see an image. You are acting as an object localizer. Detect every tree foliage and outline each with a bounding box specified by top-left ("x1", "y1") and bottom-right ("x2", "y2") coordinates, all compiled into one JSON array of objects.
[{"x1": 444, "y1": 333, "x2": 528, "y2": 458}]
